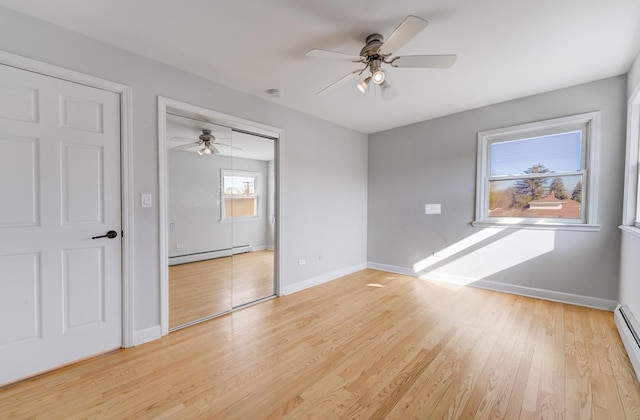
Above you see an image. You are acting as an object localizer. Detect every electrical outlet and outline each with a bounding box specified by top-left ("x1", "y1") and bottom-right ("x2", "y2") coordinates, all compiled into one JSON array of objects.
[
  {"x1": 298, "y1": 259, "x2": 306, "y2": 266},
  {"x1": 177, "y1": 244, "x2": 184, "y2": 249}
]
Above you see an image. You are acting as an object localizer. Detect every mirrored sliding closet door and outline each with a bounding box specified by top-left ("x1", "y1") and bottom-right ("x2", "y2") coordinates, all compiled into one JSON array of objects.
[{"x1": 166, "y1": 114, "x2": 276, "y2": 330}]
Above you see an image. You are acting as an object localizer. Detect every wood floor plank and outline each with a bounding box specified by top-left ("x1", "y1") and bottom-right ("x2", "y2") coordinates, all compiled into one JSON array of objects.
[{"x1": 1, "y1": 269, "x2": 639, "y2": 419}]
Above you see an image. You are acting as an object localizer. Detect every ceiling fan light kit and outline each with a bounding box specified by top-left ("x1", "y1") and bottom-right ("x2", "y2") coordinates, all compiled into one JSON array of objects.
[
  {"x1": 197, "y1": 143, "x2": 219, "y2": 156},
  {"x1": 305, "y1": 15, "x2": 457, "y2": 98},
  {"x1": 356, "y1": 76, "x2": 371, "y2": 93}
]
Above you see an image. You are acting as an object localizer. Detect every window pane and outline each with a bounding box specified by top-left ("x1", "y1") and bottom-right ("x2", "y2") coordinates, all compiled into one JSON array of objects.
[
  {"x1": 488, "y1": 174, "x2": 583, "y2": 219},
  {"x1": 224, "y1": 176, "x2": 256, "y2": 196},
  {"x1": 490, "y1": 131, "x2": 582, "y2": 176}
]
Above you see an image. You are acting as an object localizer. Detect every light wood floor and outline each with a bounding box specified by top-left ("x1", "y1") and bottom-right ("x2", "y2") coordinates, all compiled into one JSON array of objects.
[
  {"x1": 2, "y1": 269, "x2": 640, "y2": 418},
  {"x1": 169, "y1": 250, "x2": 274, "y2": 328}
]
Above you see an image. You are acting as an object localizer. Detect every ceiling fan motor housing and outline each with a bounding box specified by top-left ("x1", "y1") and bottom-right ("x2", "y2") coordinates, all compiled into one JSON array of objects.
[{"x1": 360, "y1": 33, "x2": 384, "y2": 58}]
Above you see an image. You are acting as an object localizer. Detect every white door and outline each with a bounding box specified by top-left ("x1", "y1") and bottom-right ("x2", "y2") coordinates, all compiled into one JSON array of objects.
[{"x1": 0, "y1": 64, "x2": 122, "y2": 385}]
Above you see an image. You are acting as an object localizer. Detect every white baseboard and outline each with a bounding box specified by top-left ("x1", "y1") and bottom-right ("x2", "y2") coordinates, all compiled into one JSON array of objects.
[
  {"x1": 168, "y1": 245, "x2": 265, "y2": 266},
  {"x1": 615, "y1": 305, "x2": 640, "y2": 382},
  {"x1": 283, "y1": 262, "x2": 368, "y2": 295},
  {"x1": 367, "y1": 262, "x2": 415, "y2": 276},
  {"x1": 367, "y1": 262, "x2": 617, "y2": 311},
  {"x1": 132, "y1": 325, "x2": 162, "y2": 346}
]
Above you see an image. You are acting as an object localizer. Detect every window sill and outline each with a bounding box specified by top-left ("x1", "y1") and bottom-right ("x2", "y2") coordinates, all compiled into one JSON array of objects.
[
  {"x1": 619, "y1": 225, "x2": 640, "y2": 240},
  {"x1": 472, "y1": 220, "x2": 601, "y2": 232},
  {"x1": 219, "y1": 217, "x2": 263, "y2": 224}
]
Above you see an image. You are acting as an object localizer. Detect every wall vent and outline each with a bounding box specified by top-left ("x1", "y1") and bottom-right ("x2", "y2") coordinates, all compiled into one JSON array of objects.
[{"x1": 614, "y1": 304, "x2": 640, "y2": 382}]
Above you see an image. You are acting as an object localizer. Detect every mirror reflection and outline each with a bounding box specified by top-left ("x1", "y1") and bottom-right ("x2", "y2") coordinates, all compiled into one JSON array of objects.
[{"x1": 166, "y1": 114, "x2": 275, "y2": 329}]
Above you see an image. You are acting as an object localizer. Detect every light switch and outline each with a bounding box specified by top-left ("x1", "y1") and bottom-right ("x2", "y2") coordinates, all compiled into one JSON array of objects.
[
  {"x1": 141, "y1": 193, "x2": 152, "y2": 208},
  {"x1": 425, "y1": 204, "x2": 441, "y2": 214}
]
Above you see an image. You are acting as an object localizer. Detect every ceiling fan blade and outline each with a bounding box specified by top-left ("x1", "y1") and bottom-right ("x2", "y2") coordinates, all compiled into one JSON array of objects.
[
  {"x1": 392, "y1": 54, "x2": 457, "y2": 69},
  {"x1": 379, "y1": 15, "x2": 428, "y2": 55},
  {"x1": 317, "y1": 70, "x2": 360, "y2": 96},
  {"x1": 171, "y1": 142, "x2": 199, "y2": 150},
  {"x1": 305, "y1": 49, "x2": 361, "y2": 61},
  {"x1": 213, "y1": 142, "x2": 243, "y2": 150}
]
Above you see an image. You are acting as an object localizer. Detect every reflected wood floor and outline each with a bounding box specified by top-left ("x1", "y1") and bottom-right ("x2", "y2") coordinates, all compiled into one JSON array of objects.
[
  {"x1": 169, "y1": 250, "x2": 274, "y2": 328},
  {"x1": 2, "y1": 269, "x2": 640, "y2": 418}
]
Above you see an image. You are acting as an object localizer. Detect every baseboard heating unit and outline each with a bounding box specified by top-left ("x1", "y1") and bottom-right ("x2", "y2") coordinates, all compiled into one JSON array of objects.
[
  {"x1": 614, "y1": 304, "x2": 640, "y2": 382},
  {"x1": 169, "y1": 245, "x2": 252, "y2": 266}
]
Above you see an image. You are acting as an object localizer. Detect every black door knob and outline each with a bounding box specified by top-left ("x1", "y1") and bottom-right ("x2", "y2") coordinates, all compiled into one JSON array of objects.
[{"x1": 92, "y1": 230, "x2": 118, "y2": 239}]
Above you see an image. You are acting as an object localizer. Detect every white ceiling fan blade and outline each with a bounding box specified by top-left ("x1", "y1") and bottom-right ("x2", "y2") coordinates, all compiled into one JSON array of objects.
[
  {"x1": 379, "y1": 15, "x2": 429, "y2": 55},
  {"x1": 171, "y1": 142, "x2": 199, "y2": 150},
  {"x1": 213, "y1": 142, "x2": 243, "y2": 150},
  {"x1": 305, "y1": 49, "x2": 362, "y2": 61},
  {"x1": 317, "y1": 70, "x2": 360, "y2": 96},
  {"x1": 393, "y1": 54, "x2": 457, "y2": 69}
]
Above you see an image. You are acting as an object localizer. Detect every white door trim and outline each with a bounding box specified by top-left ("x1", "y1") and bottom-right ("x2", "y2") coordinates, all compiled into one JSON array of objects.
[
  {"x1": 0, "y1": 49, "x2": 135, "y2": 348},
  {"x1": 157, "y1": 96, "x2": 284, "y2": 336}
]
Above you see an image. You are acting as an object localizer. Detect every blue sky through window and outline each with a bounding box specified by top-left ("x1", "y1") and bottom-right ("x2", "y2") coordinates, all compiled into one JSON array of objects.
[{"x1": 490, "y1": 131, "x2": 582, "y2": 177}]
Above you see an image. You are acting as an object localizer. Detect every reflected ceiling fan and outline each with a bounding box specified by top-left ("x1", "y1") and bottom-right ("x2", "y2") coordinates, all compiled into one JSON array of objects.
[
  {"x1": 306, "y1": 15, "x2": 456, "y2": 98},
  {"x1": 170, "y1": 129, "x2": 242, "y2": 156}
]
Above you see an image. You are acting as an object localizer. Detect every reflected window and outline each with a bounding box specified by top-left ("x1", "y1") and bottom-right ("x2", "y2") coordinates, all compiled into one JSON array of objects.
[{"x1": 221, "y1": 170, "x2": 261, "y2": 221}]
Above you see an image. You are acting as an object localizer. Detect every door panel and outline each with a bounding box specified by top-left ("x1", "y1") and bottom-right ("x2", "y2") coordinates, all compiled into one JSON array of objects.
[
  {"x1": 0, "y1": 134, "x2": 38, "y2": 226},
  {"x1": 0, "y1": 252, "x2": 40, "y2": 346},
  {"x1": 62, "y1": 143, "x2": 104, "y2": 223},
  {"x1": 63, "y1": 247, "x2": 105, "y2": 328},
  {"x1": 0, "y1": 64, "x2": 121, "y2": 385}
]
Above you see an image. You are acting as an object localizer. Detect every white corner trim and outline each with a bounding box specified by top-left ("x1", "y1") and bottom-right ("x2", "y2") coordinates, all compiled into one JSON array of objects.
[
  {"x1": 368, "y1": 262, "x2": 617, "y2": 311},
  {"x1": 132, "y1": 325, "x2": 163, "y2": 346},
  {"x1": 282, "y1": 263, "x2": 368, "y2": 295}
]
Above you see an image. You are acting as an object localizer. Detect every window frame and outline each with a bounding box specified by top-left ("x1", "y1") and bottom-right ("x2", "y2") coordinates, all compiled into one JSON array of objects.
[
  {"x1": 621, "y1": 83, "x2": 640, "y2": 237},
  {"x1": 220, "y1": 169, "x2": 262, "y2": 223},
  {"x1": 473, "y1": 111, "x2": 601, "y2": 231}
]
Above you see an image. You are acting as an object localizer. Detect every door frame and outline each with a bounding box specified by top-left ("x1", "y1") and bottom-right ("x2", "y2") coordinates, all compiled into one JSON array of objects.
[
  {"x1": 0, "y1": 50, "x2": 135, "y2": 348},
  {"x1": 158, "y1": 96, "x2": 283, "y2": 336}
]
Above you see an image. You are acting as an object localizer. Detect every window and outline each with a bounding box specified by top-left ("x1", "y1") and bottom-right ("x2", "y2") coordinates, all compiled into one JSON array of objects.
[
  {"x1": 474, "y1": 112, "x2": 601, "y2": 231},
  {"x1": 221, "y1": 170, "x2": 261, "y2": 221},
  {"x1": 622, "y1": 84, "x2": 640, "y2": 234}
]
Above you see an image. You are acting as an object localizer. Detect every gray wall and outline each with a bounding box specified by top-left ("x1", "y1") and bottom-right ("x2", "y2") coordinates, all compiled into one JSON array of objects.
[
  {"x1": 168, "y1": 151, "x2": 269, "y2": 257},
  {"x1": 368, "y1": 76, "x2": 627, "y2": 302},
  {"x1": 0, "y1": 7, "x2": 368, "y2": 334}
]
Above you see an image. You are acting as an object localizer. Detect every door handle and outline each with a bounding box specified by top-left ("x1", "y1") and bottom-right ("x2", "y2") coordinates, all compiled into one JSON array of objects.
[{"x1": 92, "y1": 230, "x2": 118, "y2": 240}]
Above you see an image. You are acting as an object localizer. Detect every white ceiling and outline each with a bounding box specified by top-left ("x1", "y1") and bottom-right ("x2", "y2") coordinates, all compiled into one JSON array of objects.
[{"x1": 2, "y1": 0, "x2": 639, "y2": 134}]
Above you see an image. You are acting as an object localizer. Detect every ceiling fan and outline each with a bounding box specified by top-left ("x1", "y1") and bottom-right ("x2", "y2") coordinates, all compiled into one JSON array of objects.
[
  {"x1": 170, "y1": 129, "x2": 241, "y2": 156},
  {"x1": 306, "y1": 15, "x2": 456, "y2": 98}
]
